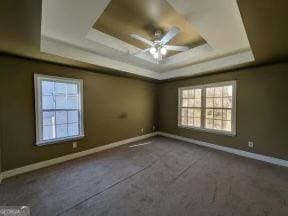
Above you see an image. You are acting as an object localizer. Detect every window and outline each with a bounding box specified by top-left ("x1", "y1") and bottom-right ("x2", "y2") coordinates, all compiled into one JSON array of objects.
[
  {"x1": 178, "y1": 81, "x2": 236, "y2": 135},
  {"x1": 180, "y1": 88, "x2": 202, "y2": 127},
  {"x1": 35, "y1": 74, "x2": 84, "y2": 145},
  {"x1": 205, "y1": 85, "x2": 233, "y2": 132}
]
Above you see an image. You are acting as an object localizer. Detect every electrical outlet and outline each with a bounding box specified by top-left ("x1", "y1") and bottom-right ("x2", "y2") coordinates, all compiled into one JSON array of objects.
[
  {"x1": 141, "y1": 128, "x2": 144, "y2": 133},
  {"x1": 72, "y1": 142, "x2": 77, "y2": 149},
  {"x1": 248, "y1": 141, "x2": 254, "y2": 148}
]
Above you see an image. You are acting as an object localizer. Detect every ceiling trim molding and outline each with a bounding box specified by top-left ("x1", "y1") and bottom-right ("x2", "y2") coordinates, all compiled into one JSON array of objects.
[
  {"x1": 160, "y1": 50, "x2": 254, "y2": 79},
  {"x1": 41, "y1": 36, "x2": 161, "y2": 79},
  {"x1": 41, "y1": 35, "x2": 254, "y2": 80}
]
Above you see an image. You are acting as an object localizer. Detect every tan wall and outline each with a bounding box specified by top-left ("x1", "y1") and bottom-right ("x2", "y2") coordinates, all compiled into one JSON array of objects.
[
  {"x1": 0, "y1": 55, "x2": 157, "y2": 171},
  {"x1": 1, "y1": 54, "x2": 288, "y2": 172},
  {"x1": 158, "y1": 63, "x2": 288, "y2": 161}
]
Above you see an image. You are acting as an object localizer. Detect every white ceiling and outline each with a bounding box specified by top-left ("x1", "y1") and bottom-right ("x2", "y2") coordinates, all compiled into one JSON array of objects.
[{"x1": 41, "y1": 0, "x2": 254, "y2": 80}]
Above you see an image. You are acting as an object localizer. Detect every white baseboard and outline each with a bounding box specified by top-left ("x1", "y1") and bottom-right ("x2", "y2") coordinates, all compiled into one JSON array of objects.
[
  {"x1": 1, "y1": 132, "x2": 158, "y2": 181},
  {"x1": 2, "y1": 131, "x2": 287, "y2": 182},
  {"x1": 158, "y1": 132, "x2": 288, "y2": 168}
]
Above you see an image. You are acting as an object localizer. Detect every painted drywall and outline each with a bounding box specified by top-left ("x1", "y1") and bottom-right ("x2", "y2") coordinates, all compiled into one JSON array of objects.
[
  {"x1": 158, "y1": 63, "x2": 288, "y2": 161},
  {"x1": 1, "y1": 53, "x2": 288, "y2": 172},
  {"x1": 0, "y1": 54, "x2": 157, "y2": 171}
]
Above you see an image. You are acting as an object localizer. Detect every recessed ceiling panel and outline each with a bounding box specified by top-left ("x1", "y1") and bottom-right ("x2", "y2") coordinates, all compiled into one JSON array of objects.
[{"x1": 93, "y1": 0, "x2": 206, "y2": 51}]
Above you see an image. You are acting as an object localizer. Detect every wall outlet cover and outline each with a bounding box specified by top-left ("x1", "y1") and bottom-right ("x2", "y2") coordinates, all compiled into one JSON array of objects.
[{"x1": 248, "y1": 141, "x2": 254, "y2": 148}]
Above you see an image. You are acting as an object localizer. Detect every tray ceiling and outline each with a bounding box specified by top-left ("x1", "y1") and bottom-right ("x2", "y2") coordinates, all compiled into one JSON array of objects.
[{"x1": 41, "y1": 0, "x2": 255, "y2": 80}]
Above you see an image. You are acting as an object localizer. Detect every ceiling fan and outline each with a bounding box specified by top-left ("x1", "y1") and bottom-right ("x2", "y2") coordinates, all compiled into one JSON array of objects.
[{"x1": 130, "y1": 26, "x2": 189, "y2": 63}]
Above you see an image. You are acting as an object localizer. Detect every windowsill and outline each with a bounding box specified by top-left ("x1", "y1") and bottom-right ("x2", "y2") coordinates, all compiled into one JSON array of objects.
[
  {"x1": 178, "y1": 125, "x2": 236, "y2": 137},
  {"x1": 36, "y1": 135, "x2": 85, "y2": 146}
]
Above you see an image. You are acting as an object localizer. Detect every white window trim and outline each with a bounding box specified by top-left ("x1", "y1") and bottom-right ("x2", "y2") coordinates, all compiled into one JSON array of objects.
[
  {"x1": 178, "y1": 80, "x2": 237, "y2": 136},
  {"x1": 34, "y1": 74, "x2": 84, "y2": 146}
]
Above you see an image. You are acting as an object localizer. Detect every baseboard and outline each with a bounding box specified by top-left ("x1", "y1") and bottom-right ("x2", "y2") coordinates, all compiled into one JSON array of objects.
[
  {"x1": 158, "y1": 132, "x2": 288, "y2": 168},
  {"x1": 2, "y1": 131, "x2": 286, "y2": 182},
  {"x1": 1, "y1": 132, "x2": 158, "y2": 181}
]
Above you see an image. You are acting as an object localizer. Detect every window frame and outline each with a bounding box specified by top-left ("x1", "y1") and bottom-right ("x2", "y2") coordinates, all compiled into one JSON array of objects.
[
  {"x1": 178, "y1": 80, "x2": 237, "y2": 136},
  {"x1": 34, "y1": 74, "x2": 84, "y2": 146},
  {"x1": 178, "y1": 86, "x2": 203, "y2": 129}
]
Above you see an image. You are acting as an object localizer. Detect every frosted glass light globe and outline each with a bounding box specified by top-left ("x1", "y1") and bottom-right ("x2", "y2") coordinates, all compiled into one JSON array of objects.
[
  {"x1": 160, "y1": 47, "x2": 167, "y2": 55},
  {"x1": 149, "y1": 47, "x2": 156, "y2": 54}
]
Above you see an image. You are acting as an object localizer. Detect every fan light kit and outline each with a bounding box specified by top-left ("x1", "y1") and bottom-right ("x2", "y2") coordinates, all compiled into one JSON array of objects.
[
  {"x1": 130, "y1": 26, "x2": 189, "y2": 63},
  {"x1": 148, "y1": 40, "x2": 168, "y2": 60}
]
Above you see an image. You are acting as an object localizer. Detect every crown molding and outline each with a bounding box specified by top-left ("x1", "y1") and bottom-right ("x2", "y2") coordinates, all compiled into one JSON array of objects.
[{"x1": 41, "y1": 35, "x2": 254, "y2": 80}]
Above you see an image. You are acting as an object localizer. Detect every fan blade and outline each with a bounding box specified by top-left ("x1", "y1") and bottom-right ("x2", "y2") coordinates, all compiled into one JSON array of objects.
[
  {"x1": 130, "y1": 34, "x2": 153, "y2": 46},
  {"x1": 165, "y1": 45, "x2": 189, "y2": 52},
  {"x1": 160, "y1": 26, "x2": 180, "y2": 45},
  {"x1": 132, "y1": 48, "x2": 150, "y2": 56}
]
